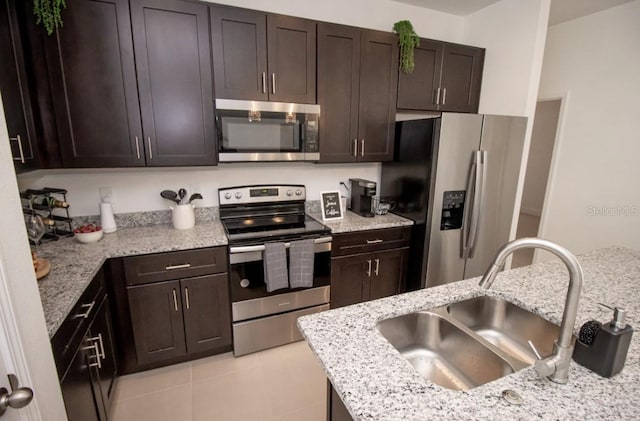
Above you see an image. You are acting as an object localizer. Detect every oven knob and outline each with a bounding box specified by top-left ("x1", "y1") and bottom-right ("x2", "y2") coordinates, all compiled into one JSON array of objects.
[
  {"x1": 224, "y1": 193, "x2": 232, "y2": 200},
  {"x1": 240, "y1": 279, "x2": 250, "y2": 288},
  {"x1": 286, "y1": 190, "x2": 293, "y2": 196},
  {"x1": 235, "y1": 192, "x2": 243, "y2": 199},
  {"x1": 295, "y1": 189, "x2": 302, "y2": 196}
]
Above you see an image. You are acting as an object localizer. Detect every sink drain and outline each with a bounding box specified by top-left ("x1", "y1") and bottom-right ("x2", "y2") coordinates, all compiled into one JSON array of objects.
[{"x1": 502, "y1": 389, "x2": 523, "y2": 405}]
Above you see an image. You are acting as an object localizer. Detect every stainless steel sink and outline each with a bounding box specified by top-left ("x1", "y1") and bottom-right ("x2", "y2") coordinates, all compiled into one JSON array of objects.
[
  {"x1": 376, "y1": 296, "x2": 564, "y2": 391},
  {"x1": 377, "y1": 311, "x2": 514, "y2": 391},
  {"x1": 445, "y1": 296, "x2": 561, "y2": 366}
]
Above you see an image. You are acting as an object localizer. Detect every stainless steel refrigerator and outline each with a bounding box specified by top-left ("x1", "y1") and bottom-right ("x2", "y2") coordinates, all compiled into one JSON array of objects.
[{"x1": 380, "y1": 113, "x2": 527, "y2": 289}]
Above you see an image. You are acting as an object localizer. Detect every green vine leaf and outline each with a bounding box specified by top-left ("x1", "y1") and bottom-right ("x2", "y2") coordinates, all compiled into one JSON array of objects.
[
  {"x1": 393, "y1": 20, "x2": 420, "y2": 74},
  {"x1": 33, "y1": 0, "x2": 67, "y2": 36}
]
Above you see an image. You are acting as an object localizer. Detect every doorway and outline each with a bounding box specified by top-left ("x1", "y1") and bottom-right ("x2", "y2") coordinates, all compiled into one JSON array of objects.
[{"x1": 513, "y1": 98, "x2": 562, "y2": 268}]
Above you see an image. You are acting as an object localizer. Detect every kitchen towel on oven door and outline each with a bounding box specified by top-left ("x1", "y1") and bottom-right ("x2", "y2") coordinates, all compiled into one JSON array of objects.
[
  {"x1": 263, "y1": 242, "x2": 289, "y2": 292},
  {"x1": 289, "y1": 239, "x2": 315, "y2": 288}
]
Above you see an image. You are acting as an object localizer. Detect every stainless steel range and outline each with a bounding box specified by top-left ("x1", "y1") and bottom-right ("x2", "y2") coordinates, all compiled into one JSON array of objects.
[{"x1": 219, "y1": 185, "x2": 332, "y2": 356}]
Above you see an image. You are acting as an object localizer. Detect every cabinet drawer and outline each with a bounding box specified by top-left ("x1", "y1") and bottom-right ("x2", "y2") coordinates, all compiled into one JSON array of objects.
[
  {"x1": 331, "y1": 227, "x2": 411, "y2": 257},
  {"x1": 51, "y1": 270, "x2": 105, "y2": 379},
  {"x1": 123, "y1": 247, "x2": 227, "y2": 286}
]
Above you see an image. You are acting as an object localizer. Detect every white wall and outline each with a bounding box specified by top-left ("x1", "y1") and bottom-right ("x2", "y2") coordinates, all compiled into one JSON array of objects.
[
  {"x1": 18, "y1": 163, "x2": 378, "y2": 216},
  {"x1": 521, "y1": 99, "x2": 560, "y2": 216},
  {"x1": 537, "y1": 0, "x2": 640, "y2": 254},
  {"x1": 0, "y1": 94, "x2": 67, "y2": 418}
]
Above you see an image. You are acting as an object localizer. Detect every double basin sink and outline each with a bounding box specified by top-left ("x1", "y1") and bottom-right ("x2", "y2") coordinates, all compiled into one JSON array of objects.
[{"x1": 377, "y1": 296, "x2": 561, "y2": 391}]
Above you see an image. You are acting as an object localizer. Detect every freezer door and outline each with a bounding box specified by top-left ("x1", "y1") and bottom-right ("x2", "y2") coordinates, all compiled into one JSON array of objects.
[
  {"x1": 425, "y1": 113, "x2": 483, "y2": 287},
  {"x1": 463, "y1": 115, "x2": 528, "y2": 278}
]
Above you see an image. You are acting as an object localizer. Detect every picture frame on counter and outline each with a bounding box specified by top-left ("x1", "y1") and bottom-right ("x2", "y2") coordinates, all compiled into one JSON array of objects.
[{"x1": 320, "y1": 191, "x2": 344, "y2": 221}]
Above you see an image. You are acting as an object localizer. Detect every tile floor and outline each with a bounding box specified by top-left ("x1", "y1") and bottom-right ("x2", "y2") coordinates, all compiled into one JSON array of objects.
[
  {"x1": 512, "y1": 212, "x2": 541, "y2": 268},
  {"x1": 111, "y1": 341, "x2": 327, "y2": 421}
]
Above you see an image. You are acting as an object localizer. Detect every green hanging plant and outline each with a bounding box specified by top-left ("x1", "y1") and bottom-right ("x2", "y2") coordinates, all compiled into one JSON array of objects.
[
  {"x1": 393, "y1": 20, "x2": 420, "y2": 74},
  {"x1": 33, "y1": 0, "x2": 67, "y2": 36}
]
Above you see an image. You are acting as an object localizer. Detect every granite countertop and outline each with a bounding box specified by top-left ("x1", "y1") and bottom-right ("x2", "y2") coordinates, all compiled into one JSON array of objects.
[
  {"x1": 308, "y1": 210, "x2": 413, "y2": 233},
  {"x1": 36, "y1": 221, "x2": 227, "y2": 337},
  {"x1": 298, "y1": 247, "x2": 640, "y2": 420}
]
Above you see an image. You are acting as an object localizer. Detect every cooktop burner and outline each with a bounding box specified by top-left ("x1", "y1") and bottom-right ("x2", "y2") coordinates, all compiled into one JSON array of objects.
[{"x1": 218, "y1": 184, "x2": 331, "y2": 246}]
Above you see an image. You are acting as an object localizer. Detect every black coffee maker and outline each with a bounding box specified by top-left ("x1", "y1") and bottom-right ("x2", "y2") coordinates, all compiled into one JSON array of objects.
[{"x1": 349, "y1": 178, "x2": 376, "y2": 217}]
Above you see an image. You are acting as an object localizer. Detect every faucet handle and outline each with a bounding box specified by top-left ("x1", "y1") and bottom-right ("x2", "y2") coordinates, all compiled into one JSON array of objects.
[{"x1": 528, "y1": 340, "x2": 555, "y2": 378}]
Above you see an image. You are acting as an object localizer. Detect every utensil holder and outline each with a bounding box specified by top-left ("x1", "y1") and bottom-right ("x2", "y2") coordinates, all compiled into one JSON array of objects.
[{"x1": 171, "y1": 204, "x2": 195, "y2": 230}]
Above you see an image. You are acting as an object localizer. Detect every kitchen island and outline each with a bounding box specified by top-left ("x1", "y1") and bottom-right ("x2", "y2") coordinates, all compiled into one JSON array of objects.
[{"x1": 298, "y1": 247, "x2": 640, "y2": 420}]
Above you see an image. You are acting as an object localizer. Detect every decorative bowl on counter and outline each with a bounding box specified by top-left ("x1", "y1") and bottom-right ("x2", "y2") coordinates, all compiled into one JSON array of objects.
[{"x1": 73, "y1": 224, "x2": 104, "y2": 243}]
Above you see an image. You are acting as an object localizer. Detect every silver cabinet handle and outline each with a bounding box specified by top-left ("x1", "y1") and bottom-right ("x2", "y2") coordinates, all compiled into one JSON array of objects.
[
  {"x1": 166, "y1": 263, "x2": 191, "y2": 270},
  {"x1": 261, "y1": 72, "x2": 267, "y2": 94},
  {"x1": 87, "y1": 335, "x2": 105, "y2": 359},
  {"x1": 184, "y1": 287, "x2": 190, "y2": 310},
  {"x1": 76, "y1": 301, "x2": 95, "y2": 319},
  {"x1": 271, "y1": 73, "x2": 276, "y2": 94},
  {"x1": 374, "y1": 259, "x2": 380, "y2": 276},
  {"x1": 353, "y1": 139, "x2": 358, "y2": 157},
  {"x1": 82, "y1": 342, "x2": 102, "y2": 369},
  {"x1": 442, "y1": 88, "x2": 447, "y2": 105},
  {"x1": 366, "y1": 260, "x2": 372, "y2": 277},
  {"x1": 435, "y1": 87, "x2": 441, "y2": 105},
  {"x1": 10, "y1": 135, "x2": 25, "y2": 163},
  {"x1": 135, "y1": 136, "x2": 141, "y2": 160},
  {"x1": 147, "y1": 137, "x2": 153, "y2": 159},
  {"x1": 360, "y1": 139, "x2": 365, "y2": 157},
  {"x1": 172, "y1": 289, "x2": 178, "y2": 312},
  {"x1": 366, "y1": 239, "x2": 383, "y2": 244}
]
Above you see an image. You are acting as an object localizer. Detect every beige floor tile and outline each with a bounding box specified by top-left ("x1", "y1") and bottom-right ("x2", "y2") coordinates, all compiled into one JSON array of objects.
[
  {"x1": 191, "y1": 350, "x2": 260, "y2": 382},
  {"x1": 267, "y1": 401, "x2": 326, "y2": 421},
  {"x1": 256, "y1": 340, "x2": 314, "y2": 367},
  {"x1": 192, "y1": 368, "x2": 273, "y2": 421},
  {"x1": 114, "y1": 361, "x2": 192, "y2": 401},
  {"x1": 111, "y1": 383, "x2": 192, "y2": 421}
]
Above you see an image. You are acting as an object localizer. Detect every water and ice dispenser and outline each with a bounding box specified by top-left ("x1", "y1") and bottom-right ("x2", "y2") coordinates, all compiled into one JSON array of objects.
[{"x1": 440, "y1": 191, "x2": 465, "y2": 230}]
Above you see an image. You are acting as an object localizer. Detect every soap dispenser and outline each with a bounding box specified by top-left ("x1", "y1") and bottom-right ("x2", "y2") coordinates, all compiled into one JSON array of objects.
[{"x1": 573, "y1": 304, "x2": 633, "y2": 378}]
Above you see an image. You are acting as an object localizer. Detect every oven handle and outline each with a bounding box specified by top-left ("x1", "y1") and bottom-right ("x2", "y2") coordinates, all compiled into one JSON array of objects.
[{"x1": 229, "y1": 236, "x2": 332, "y2": 264}]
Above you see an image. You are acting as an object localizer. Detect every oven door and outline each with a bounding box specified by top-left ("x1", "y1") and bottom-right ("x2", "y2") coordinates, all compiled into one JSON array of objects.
[{"x1": 216, "y1": 99, "x2": 319, "y2": 162}]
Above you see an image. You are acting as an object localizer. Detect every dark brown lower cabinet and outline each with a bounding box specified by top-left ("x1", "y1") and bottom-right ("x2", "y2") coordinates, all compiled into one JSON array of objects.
[
  {"x1": 125, "y1": 273, "x2": 232, "y2": 369},
  {"x1": 331, "y1": 248, "x2": 409, "y2": 309}
]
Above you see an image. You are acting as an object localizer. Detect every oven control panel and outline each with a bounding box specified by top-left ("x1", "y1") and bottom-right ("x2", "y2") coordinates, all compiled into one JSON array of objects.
[{"x1": 219, "y1": 185, "x2": 306, "y2": 205}]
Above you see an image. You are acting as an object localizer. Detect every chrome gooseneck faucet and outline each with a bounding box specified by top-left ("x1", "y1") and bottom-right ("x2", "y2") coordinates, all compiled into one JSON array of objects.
[{"x1": 479, "y1": 237, "x2": 583, "y2": 384}]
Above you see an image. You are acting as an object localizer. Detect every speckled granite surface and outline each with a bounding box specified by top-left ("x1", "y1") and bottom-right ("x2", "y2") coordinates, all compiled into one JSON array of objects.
[
  {"x1": 37, "y1": 221, "x2": 227, "y2": 337},
  {"x1": 298, "y1": 247, "x2": 640, "y2": 420},
  {"x1": 308, "y1": 210, "x2": 413, "y2": 233},
  {"x1": 72, "y1": 206, "x2": 219, "y2": 228}
]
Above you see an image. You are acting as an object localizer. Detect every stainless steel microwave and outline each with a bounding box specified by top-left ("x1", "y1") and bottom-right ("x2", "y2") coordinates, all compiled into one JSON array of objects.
[{"x1": 215, "y1": 99, "x2": 320, "y2": 162}]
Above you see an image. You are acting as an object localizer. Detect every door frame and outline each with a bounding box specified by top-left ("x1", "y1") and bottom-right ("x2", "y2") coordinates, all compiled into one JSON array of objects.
[{"x1": 531, "y1": 91, "x2": 570, "y2": 263}]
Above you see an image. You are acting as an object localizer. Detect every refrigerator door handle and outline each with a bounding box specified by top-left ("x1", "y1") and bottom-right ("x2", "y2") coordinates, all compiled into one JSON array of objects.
[
  {"x1": 461, "y1": 153, "x2": 477, "y2": 259},
  {"x1": 467, "y1": 150, "x2": 487, "y2": 258}
]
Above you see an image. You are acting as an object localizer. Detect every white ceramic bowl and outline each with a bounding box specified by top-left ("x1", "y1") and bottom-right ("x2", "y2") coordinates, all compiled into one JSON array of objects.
[{"x1": 74, "y1": 229, "x2": 103, "y2": 243}]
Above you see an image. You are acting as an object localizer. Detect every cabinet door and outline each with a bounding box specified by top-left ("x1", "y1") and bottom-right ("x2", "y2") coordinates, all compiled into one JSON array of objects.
[
  {"x1": 439, "y1": 44, "x2": 484, "y2": 113},
  {"x1": 367, "y1": 248, "x2": 409, "y2": 301},
  {"x1": 266, "y1": 15, "x2": 316, "y2": 103},
  {"x1": 131, "y1": 0, "x2": 216, "y2": 166},
  {"x1": 60, "y1": 333, "x2": 104, "y2": 421},
  {"x1": 181, "y1": 274, "x2": 232, "y2": 355},
  {"x1": 211, "y1": 6, "x2": 268, "y2": 101},
  {"x1": 330, "y1": 253, "x2": 369, "y2": 309},
  {"x1": 90, "y1": 298, "x2": 118, "y2": 417},
  {"x1": 396, "y1": 39, "x2": 443, "y2": 111},
  {"x1": 46, "y1": 0, "x2": 144, "y2": 168},
  {"x1": 0, "y1": 0, "x2": 38, "y2": 172},
  {"x1": 317, "y1": 23, "x2": 360, "y2": 163},
  {"x1": 358, "y1": 30, "x2": 398, "y2": 162},
  {"x1": 127, "y1": 280, "x2": 187, "y2": 366}
]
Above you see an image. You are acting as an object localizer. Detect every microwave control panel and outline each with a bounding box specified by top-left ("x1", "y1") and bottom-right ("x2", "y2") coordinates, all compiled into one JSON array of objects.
[{"x1": 304, "y1": 116, "x2": 319, "y2": 152}]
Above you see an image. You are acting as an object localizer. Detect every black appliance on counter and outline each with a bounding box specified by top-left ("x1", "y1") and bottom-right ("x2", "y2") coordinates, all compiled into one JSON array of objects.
[
  {"x1": 349, "y1": 178, "x2": 376, "y2": 218},
  {"x1": 218, "y1": 184, "x2": 331, "y2": 356}
]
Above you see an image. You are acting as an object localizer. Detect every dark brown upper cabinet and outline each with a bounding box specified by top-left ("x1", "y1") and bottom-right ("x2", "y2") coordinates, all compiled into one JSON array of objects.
[
  {"x1": 46, "y1": 0, "x2": 144, "y2": 168},
  {"x1": 211, "y1": 5, "x2": 316, "y2": 104},
  {"x1": 318, "y1": 24, "x2": 398, "y2": 162},
  {"x1": 131, "y1": 0, "x2": 217, "y2": 166},
  {"x1": 397, "y1": 39, "x2": 484, "y2": 113},
  {"x1": 0, "y1": 0, "x2": 39, "y2": 172},
  {"x1": 45, "y1": 0, "x2": 216, "y2": 168},
  {"x1": 318, "y1": 23, "x2": 398, "y2": 163}
]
